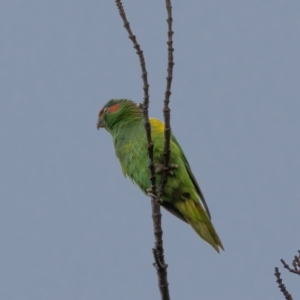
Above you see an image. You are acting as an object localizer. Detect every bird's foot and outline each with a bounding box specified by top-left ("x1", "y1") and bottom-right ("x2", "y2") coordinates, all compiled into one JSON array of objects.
[
  {"x1": 146, "y1": 189, "x2": 163, "y2": 204},
  {"x1": 154, "y1": 163, "x2": 178, "y2": 175}
]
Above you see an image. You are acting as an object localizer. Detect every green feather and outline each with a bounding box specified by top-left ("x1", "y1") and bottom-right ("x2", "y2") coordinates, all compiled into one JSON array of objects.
[{"x1": 98, "y1": 99, "x2": 224, "y2": 252}]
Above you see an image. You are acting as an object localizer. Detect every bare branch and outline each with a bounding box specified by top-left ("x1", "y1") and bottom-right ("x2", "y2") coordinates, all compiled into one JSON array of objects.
[
  {"x1": 114, "y1": 1, "x2": 155, "y2": 191},
  {"x1": 158, "y1": 0, "x2": 174, "y2": 197},
  {"x1": 114, "y1": 1, "x2": 171, "y2": 299},
  {"x1": 152, "y1": 1, "x2": 175, "y2": 298},
  {"x1": 274, "y1": 267, "x2": 293, "y2": 300},
  {"x1": 274, "y1": 251, "x2": 300, "y2": 299},
  {"x1": 281, "y1": 250, "x2": 300, "y2": 276}
]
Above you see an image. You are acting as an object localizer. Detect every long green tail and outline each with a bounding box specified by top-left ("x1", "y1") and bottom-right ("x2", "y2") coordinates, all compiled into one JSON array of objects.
[{"x1": 175, "y1": 200, "x2": 224, "y2": 252}]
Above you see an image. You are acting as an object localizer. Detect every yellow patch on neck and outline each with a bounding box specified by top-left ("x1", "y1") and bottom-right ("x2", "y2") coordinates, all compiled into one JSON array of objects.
[{"x1": 149, "y1": 118, "x2": 165, "y2": 133}]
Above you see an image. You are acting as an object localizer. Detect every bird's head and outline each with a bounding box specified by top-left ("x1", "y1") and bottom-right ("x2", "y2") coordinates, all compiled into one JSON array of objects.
[{"x1": 97, "y1": 99, "x2": 143, "y2": 132}]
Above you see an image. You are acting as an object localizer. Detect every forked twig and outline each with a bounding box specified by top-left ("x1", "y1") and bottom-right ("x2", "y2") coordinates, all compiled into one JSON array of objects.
[
  {"x1": 114, "y1": 1, "x2": 171, "y2": 299},
  {"x1": 275, "y1": 251, "x2": 300, "y2": 299},
  {"x1": 281, "y1": 251, "x2": 300, "y2": 276}
]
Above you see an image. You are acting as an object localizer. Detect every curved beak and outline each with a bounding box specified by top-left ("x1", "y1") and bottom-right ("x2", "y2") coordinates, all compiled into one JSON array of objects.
[{"x1": 97, "y1": 117, "x2": 104, "y2": 130}]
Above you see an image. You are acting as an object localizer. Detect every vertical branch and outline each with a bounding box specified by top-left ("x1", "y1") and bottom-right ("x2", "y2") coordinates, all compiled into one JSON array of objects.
[
  {"x1": 114, "y1": 1, "x2": 171, "y2": 299},
  {"x1": 158, "y1": 0, "x2": 174, "y2": 196},
  {"x1": 114, "y1": 1, "x2": 155, "y2": 192},
  {"x1": 153, "y1": 1, "x2": 174, "y2": 299}
]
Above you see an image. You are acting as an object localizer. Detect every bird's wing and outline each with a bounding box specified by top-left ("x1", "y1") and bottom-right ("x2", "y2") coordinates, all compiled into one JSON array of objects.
[
  {"x1": 149, "y1": 118, "x2": 211, "y2": 219},
  {"x1": 171, "y1": 135, "x2": 212, "y2": 219}
]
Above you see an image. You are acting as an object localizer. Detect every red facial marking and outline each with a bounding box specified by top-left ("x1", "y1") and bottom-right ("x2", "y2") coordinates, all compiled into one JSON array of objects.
[{"x1": 107, "y1": 104, "x2": 120, "y2": 113}]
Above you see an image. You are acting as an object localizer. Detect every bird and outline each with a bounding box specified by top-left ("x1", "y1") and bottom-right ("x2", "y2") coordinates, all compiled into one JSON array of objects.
[{"x1": 97, "y1": 99, "x2": 224, "y2": 252}]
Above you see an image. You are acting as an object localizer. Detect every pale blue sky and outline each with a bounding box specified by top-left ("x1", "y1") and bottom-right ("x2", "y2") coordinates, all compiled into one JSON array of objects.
[{"x1": 1, "y1": 1, "x2": 299, "y2": 299}]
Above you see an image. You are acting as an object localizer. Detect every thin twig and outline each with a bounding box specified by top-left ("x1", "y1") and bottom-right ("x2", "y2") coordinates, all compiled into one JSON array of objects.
[
  {"x1": 281, "y1": 259, "x2": 300, "y2": 276},
  {"x1": 280, "y1": 251, "x2": 300, "y2": 276},
  {"x1": 274, "y1": 251, "x2": 300, "y2": 299},
  {"x1": 274, "y1": 267, "x2": 293, "y2": 300},
  {"x1": 114, "y1": 1, "x2": 155, "y2": 192},
  {"x1": 114, "y1": 1, "x2": 171, "y2": 299}
]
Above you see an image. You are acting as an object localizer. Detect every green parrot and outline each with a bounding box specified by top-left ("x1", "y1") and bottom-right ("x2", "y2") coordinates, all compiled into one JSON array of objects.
[{"x1": 97, "y1": 99, "x2": 224, "y2": 252}]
